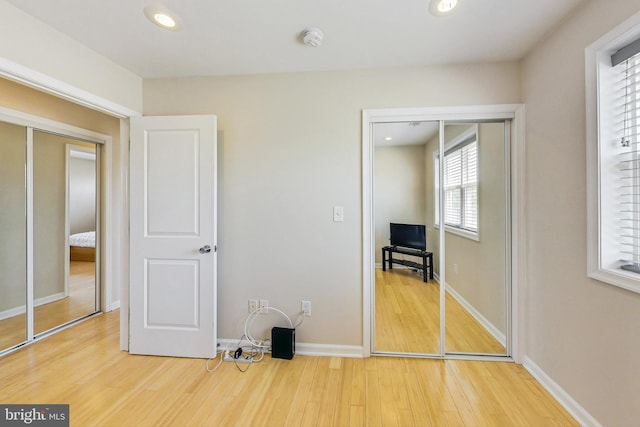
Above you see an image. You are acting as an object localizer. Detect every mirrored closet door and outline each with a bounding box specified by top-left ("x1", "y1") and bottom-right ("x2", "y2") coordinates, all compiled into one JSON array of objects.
[
  {"x1": 33, "y1": 131, "x2": 99, "y2": 336},
  {"x1": 373, "y1": 120, "x2": 441, "y2": 354},
  {"x1": 0, "y1": 120, "x2": 100, "y2": 354},
  {"x1": 442, "y1": 121, "x2": 509, "y2": 356},
  {"x1": 371, "y1": 113, "x2": 512, "y2": 359},
  {"x1": 0, "y1": 121, "x2": 28, "y2": 351}
]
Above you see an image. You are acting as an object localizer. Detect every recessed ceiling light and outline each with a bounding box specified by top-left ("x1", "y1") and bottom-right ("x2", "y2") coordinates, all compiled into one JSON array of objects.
[
  {"x1": 428, "y1": 0, "x2": 458, "y2": 16},
  {"x1": 154, "y1": 13, "x2": 176, "y2": 28},
  {"x1": 144, "y1": 5, "x2": 182, "y2": 30},
  {"x1": 385, "y1": 137, "x2": 393, "y2": 141}
]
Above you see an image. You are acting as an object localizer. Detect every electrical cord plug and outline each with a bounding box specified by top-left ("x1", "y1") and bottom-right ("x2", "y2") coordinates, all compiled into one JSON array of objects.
[{"x1": 233, "y1": 347, "x2": 243, "y2": 359}]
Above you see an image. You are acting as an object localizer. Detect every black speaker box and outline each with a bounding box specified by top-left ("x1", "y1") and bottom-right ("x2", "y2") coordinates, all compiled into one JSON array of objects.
[{"x1": 271, "y1": 327, "x2": 295, "y2": 360}]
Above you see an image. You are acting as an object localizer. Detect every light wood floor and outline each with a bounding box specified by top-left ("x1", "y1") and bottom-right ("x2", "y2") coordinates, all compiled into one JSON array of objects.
[
  {"x1": 375, "y1": 269, "x2": 505, "y2": 354},
  {"x1": 0, "y1": 311, "x2": 578, "y2": 426},
  {"x1": 0, "y1": 261, "x2": 96, "y2": 351}
]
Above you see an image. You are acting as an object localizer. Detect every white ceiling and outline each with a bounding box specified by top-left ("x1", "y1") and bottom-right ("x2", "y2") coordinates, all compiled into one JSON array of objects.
[
  {"x1": 5, "y1": 0, "x2": 585, "y2": 79},
  {"x1": 374, "y1": 121, "x2": 439, "y2": 147}
]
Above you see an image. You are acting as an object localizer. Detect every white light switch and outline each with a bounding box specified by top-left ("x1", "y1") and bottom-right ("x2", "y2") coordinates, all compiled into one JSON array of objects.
[{"x1": 333, "y1": 206, "x2": 344, "y2": 222}]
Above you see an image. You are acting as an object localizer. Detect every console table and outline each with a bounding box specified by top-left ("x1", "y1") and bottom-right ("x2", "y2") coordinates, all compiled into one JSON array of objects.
[{"x1": 381, "y1": 246, "x2": 433, "y2": 282}]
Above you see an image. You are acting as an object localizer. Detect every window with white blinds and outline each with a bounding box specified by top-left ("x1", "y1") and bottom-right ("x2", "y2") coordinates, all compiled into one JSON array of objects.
[
  {"x1": 586, "y1": 22, "x2": 640, "y2": 293},
  {"x1": 614, "y1": 51, "x2": 640, "y2": 273},
  {"x1": 435, "y1": 135, "x2": 478, "y2": 238}
]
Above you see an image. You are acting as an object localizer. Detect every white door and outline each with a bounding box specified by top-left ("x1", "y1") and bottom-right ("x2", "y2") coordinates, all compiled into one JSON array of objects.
[{"x1": 129, "y1": 115, "x2": 217, "y2": 358}]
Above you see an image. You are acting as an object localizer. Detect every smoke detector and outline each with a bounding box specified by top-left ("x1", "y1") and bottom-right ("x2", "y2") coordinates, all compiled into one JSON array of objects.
[{"x1": 302, "y1": 28, "x2": 324, "y2": 47}]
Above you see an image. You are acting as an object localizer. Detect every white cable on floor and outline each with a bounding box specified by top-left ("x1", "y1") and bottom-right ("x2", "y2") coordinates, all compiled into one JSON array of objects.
[
  {"x1": 205, "y1": 346, "x2": 226, "y2": 372},
  {"x1": 207, "y1": 305, "x2": 302, "y2": 372}
]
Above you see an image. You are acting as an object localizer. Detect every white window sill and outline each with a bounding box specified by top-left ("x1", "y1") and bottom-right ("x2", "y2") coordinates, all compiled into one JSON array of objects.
[
  {"x1": 588, "y1": 268, "x2": 640, "y2": 294},
  {"x1": 435, "y1": 224, "x2": 479, "y2": 242}
]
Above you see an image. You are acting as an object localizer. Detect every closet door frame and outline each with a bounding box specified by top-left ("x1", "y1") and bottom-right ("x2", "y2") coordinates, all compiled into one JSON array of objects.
[
  {"x1": 361, "y1": 104, "x2": 526, "y2": 362},
  {"x1": 0, "y1": 106, "x2": 112, "y2": 346}
]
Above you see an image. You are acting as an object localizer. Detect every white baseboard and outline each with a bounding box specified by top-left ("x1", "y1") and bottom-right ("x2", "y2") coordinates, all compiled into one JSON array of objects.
[
  {"x1": 295, "y1": 343, "x2": 364, "y2": 358},
  {"x1": 107, "y1": 300, "x2": 120, "y2": 312},
  {"x1": 217, "y1": 338, "x2": 246, "y2": 351},
  {"x1": 522, "y1": 356, "x2": 602, "y2": 427},
  {"x1": 0, "y1": 292, "x2": 66, "y2": 320},
  {"x1": 217, "y1": 338, "x2": 364, "y2": 358},
  {"x1": 445, "y1": 283, "x2": 506, "y2": 346}
]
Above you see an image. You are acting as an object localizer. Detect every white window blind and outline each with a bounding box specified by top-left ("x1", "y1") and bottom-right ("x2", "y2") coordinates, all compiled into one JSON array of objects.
[
  {"x1": 586, "y1": 18, "x2": 640, "y2": 292},
  {"x1": 438, "y1": 140, "x2": 478, "y2": 233},
  {"x1": 443, "y1": 148, "x2": 462, "y2": 226},
  {"x1": 615, "y1": 52, "x2": 640, "y2": 273},
  {"x1": 462, "y1": 141, "x2": 478, "y2": 231}
]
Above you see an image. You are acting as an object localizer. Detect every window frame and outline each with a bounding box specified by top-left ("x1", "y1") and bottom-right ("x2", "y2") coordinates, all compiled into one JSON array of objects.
[
  {"x1": 586, "y1": 14, "x2": 640, "y2": 294},
  {"x1": 434, "y1": 125, "x2": 480, "y2": 242}
]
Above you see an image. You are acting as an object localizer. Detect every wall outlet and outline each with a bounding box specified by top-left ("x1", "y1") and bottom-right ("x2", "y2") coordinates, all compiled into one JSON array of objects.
[
  {"x1": 259, "y1": 299, "x2": 269, "y2": 313},
  {"x1": 248, "y1": 299, "x2": 258, "y2": 313},
  {"x1": 301, "y1": 300, "x2": 311, "y2": 316},
  {"x1": 453, "y1": 263, "x2": 458, "y2": 274}
]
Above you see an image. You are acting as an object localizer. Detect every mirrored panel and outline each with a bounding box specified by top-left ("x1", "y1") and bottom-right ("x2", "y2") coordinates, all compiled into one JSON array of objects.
[
  {"x1": 369, "y1": 112, "x2": 513, "y2": 359},
  {"x1": 33, "y1": 131, "x2": 98, "y2": 336},
  {"x1": 442, "y1": 121, "x2": 509, "y2": 355},
  {"x1": 373, "y1": 120, "x2": 441, "y2": 354},
  {"x1": 0, "y1": 121, "x2": 27, "y2": 351}
]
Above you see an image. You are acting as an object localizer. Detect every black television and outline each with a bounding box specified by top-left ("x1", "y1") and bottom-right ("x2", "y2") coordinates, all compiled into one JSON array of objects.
[{"x1": 390, "y1": 223, "x2": 426, "y2": 250}]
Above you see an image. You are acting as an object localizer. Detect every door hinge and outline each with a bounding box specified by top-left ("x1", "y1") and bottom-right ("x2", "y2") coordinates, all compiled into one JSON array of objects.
[{"x1": 214, "y1": 245, "x2": 217, "y2": 253}]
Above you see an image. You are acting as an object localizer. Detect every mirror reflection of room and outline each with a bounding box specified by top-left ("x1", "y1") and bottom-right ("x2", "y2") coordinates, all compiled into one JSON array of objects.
[
  {"x1": 374, "y1": 120, "x2": 440, "y2": 355},
  {"x1": 373, "y1": 120, "x2": 509, "y2": 356},
  {"x1": 33, "y1": 132, "x2": 98, "y2": 336},
  {"x1": 0, "y1": 125, "x2": 99, "y2": 353},
  {"x1": 440, "y1": 122, "x2": 508, "y2": 355}
]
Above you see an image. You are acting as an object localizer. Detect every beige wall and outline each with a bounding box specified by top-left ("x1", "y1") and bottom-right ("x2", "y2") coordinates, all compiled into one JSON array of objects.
[
  {"x1": 522, "y1": 0, "x2": 640, "y2": 424},
  {"x1": 0, "y1": 78, "x2": 122, "y2": 134},
  {"x1": 374, "y1": 144, "x2": 426, "y2": 264},
  {"x1": 143, "y1": 63, "x2": 521, "y2": 346},
  {"x1": 33, "y1": 132, "x2": 66, "y2": 301}
]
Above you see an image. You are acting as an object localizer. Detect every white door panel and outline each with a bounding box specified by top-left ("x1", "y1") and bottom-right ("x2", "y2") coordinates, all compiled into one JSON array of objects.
[
  {"x1": 145, "y1": 130, "x2": 199, "y2": 235},
  {"x1": 130, "y1": 115, "x2": 217, "y2": 358},
  {"x1": 146, "y1": 259, "x2": 199, "y2": 329}
]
